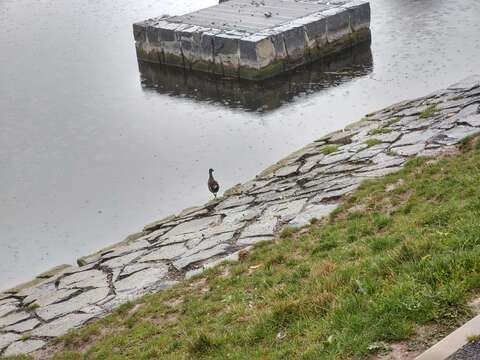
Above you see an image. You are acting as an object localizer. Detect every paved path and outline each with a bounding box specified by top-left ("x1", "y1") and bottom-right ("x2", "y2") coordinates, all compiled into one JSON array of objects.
[{"x1": 1, "y1": 76, "x2": 480, "y2": 357}]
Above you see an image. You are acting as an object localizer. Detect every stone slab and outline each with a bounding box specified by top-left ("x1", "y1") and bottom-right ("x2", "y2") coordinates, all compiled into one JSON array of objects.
[
  {"x1": 0, "y1": 311, "x2": 31, "y2": 328},
  {"x1": 0, "y1": 300, "x2": 18, "y2": 318},
  {"x1": 140, "y1": 243, "x2": 188, "y2": 262},
  {"x1": 58, "y1": 269, "x2": 109, "y2": 289},
  {"x1": 32, "y1": 313, "x2": 96, "y2": 338},
  {"x1": 4, "y1": 318, "x2": 41, "y2": 332},
  {"x1": 114, "y1": 264, "x2": 169, "y2": 295},
  {"x1": 36, "y1": 287, "x2": 109, "y2": 321},
  {"x1": 173, "y1": 244, "x2": 230, "y2": 270},
  {"x1": 0, "y1": 333, "x2": 21, "y2": 352},
  {"x1": 4, "y1": 340, "x2": 46, "y2": 357}
]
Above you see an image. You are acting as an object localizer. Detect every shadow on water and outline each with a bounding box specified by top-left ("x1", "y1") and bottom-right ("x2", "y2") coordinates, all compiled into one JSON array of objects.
[{"x1": 138, "y1": 40, "x2": 373, "y2": 113}]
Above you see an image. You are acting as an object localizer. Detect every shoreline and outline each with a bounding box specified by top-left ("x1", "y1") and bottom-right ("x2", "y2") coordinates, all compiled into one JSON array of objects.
[{"x1": 1, "y1": 75, "x2": 480, "y2": 357}]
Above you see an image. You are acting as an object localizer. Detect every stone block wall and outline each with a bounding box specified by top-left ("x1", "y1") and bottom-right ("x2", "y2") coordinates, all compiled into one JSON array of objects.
[{"x1": 133, "y1": 0, "x2": 371, "y2": 80}]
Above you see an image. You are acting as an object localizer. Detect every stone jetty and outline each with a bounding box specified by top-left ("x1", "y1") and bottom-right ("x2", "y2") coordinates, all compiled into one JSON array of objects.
[
  {"x1": 1, "y1": 75, "x2": 480, "y2": 357},
  {"x1": 133, "y1": 0, "x2": 371, "y2": 80}
]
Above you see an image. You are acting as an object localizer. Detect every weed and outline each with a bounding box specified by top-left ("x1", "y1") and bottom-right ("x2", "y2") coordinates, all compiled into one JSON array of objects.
[
  {"x1": 365, "y1": 139, "x2": 384, "y2": 147},
  {"x1": 368, "y1": 127, "x2": 393, "y2": 136},
  {"x1": 321, "y1": 145, "x2": 340, "y2": 155},
  {"x1": 419, "y1": 104, "x2": 439, "y2": 119}
]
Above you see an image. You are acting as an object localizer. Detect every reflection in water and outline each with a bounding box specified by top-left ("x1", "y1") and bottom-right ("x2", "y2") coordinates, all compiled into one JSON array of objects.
[{"x1": 138, "y1": 41, "x2": 373, "y2": 113}]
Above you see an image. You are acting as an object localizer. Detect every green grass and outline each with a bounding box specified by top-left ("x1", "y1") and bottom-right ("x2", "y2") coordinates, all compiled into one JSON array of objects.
[
  {"x1": 320, "y1": 145, "x2": 340, "y2": 155},
  {"x1": 364, "y1": 139, "x2": 384, "y2": 148},
  {"x1": 467, "y1": 334, "x2": 480, "y2": 342},
  {"x1": 368, "y1": 128, "x2": 393, "y2": 136},
  {"x1": 419, "y1": 104, "x2": 440, "y2": 119},
  {"x1": 279, "y1": 227, "x2": 300, "y2": 239},
  {"x1": 25, "y1": 303, "x2": 39, "y2": 312},
  {"x1": 385, "y1": 117, "x2": 401, "y2": 126},
  {"x1": 10, "y1": 138, "x2": 480, "y2": 360}
]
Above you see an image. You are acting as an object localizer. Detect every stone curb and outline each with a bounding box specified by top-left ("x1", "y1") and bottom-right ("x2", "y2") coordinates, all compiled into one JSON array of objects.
[{"x1": 416, "y1": 315, "x2": 480, "y2": 360}]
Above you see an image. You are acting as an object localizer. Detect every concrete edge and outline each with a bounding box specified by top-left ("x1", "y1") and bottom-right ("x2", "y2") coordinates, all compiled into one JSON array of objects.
[{"x1": 416, "y1": 315, "x2": 480, "y2": 360}]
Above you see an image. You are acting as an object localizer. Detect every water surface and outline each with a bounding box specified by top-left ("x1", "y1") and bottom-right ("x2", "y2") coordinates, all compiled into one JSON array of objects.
[{"x1": 1, "y1": 0, "x2": 479, "y2": 290}]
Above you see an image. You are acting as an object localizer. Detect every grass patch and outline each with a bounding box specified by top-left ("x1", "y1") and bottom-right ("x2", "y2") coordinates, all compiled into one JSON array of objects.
[
  {"x1": 467, "y1": 334, "x2": 480, "y2": 342},
  {"x1": 280, "y1": 226, "x2": 300, "y2": 239},
  {"x1": 320, "y1": 145, "x2": 340, "y2": 155},
  {"x1": 364, "y1": 139, "x2": 384, "y2": 148},
  {"x1": 25, "y1": 303, "x2": 39, "y2": 312},
  {"x1": 368, "y1": 127, "x2": 393, "y2": 136},
  {"x1": 20, "y1": 334, "x2": 31, "y2": 341},
  {"x1": 10, "y1": 137, "x2": 480, "y2": 360},
  {"x1": 385, "y1": 117, "x2": 401, "y2": 126},
  {"x1": 419, "y1": 104, "x2": 440, "y2": 119}
]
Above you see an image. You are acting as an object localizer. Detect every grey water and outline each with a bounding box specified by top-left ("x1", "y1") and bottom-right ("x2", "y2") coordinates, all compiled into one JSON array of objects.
[{"x1": 1, "y1": 0, "x2": 479, "y2": 291}]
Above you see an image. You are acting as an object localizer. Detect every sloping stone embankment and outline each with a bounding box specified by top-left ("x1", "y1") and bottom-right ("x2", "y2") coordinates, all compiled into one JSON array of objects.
[{"x1": 1, "y1": 76, "x2": 480, "y2": 357}]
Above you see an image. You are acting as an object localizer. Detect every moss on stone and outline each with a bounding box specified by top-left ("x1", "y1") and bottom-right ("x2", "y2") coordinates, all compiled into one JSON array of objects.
[
  {"x1": 26, "y1": 303, "x2": 40, "y2": 312},
  {"x1": 36, "y1": 264, "x2": 73, "y2": 280},
  {"x1": 368, "y1": 128, "x2": 393, "y2": 136},
  {"x1": 385, "y1": 117, "x2": 401, "y2": 126},
  {"x1": 223, "y1": 184, "x2": 243, "y2": 197},
  {"x1": 419, "y1": 104, "x2": 440, "y2": 119},
  {"x1": 320, "y1": 144, "x2": 340, "y2": 155},
  {"x1": 364, "y1": 139, "x2": 383, "y2": 148},
  {"x1": 143, "y1": 215, "x2": 177, "y2": 232},
  {"x1": 344, "y1": 118, "x2": 370, "y2": 131},
  {"x1": 135, "y1": 28, "x2": 371, "y2": 81},
  {"x1": 309, "y1": 28, "x2": 371, "y2": 60},
  {"x1": 238, "y1": 59, "x2": 286, "y2": 81}
]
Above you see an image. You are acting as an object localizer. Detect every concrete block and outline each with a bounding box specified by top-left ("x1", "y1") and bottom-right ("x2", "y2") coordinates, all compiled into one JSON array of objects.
[
  {"x1": 325, "y1": 7, "x2": 352, "y2": 43},
  {"x1": 344, "y1": 0, "x2": 371, "y2": 32},
  {"x1": 133, "y1": 0, "x2": 371, "y2": 80}
]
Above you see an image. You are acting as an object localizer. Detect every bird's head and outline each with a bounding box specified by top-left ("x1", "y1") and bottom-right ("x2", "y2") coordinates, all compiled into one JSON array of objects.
[{"x1": 209, "y1": 168, "x2": 214, "y2": 174}]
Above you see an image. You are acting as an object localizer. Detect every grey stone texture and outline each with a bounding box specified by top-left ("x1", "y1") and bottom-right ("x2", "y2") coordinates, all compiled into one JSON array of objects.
[
  {"x1": 1, "y1": 76, "x2": 480, "y2": 357},
  {"x1": 3, "y1": 340, "x2": 46, "y2": 357},
  {"x1": 0, "y1": 333, "x2": 20, "y2": 353},
  {"x1": 133, "y1": 0, "x2": 371, "y2": 80}
]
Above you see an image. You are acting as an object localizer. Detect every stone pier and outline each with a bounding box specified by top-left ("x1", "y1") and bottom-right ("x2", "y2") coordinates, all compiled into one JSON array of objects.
[
  {"x1": 133, "y1": 0, "x2": 371, "y2": 80},
  {"x1": 1, "y1": 75, "x2": 480, "y2": 357}
]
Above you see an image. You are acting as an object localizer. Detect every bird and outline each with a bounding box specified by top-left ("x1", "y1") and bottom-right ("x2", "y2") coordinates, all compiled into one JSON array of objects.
[{"x1": 208, "y1": 168, "x2": 220, "y2": 198}]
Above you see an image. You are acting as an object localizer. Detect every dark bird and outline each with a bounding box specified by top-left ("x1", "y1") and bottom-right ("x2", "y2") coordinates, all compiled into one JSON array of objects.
[{"x1": 208, "y1": 168, "x2": 220, "y2": 198}]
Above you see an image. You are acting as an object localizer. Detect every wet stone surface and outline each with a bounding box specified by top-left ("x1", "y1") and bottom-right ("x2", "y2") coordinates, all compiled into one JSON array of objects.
[{"x1": 1, "y1": 76, "x2": 480, "y2": 357}]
